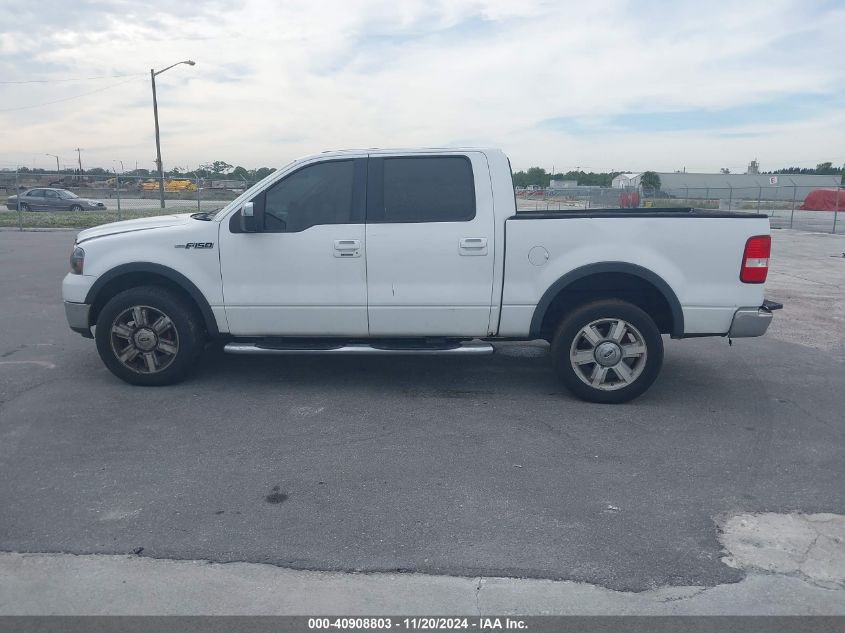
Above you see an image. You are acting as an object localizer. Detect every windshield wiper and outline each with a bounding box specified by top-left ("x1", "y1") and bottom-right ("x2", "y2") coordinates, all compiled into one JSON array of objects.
[{"x1": 191, "y1": 207, "x2": 222, "y2": 221}]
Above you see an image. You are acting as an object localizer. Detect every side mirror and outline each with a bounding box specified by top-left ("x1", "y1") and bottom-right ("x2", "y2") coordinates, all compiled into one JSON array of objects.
[{"x1": 239, "y1": 201, "x2": 262, "y2": 232}]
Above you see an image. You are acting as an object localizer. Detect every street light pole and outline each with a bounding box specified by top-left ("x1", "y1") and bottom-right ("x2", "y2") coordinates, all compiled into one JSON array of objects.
[
  {"x1": 151, "y1": 69, "x2": 164, "y2": 208},
  {"x1": 45, "y1": 153, "x2": 60, "y2": 173},
  {"x1": 150, "y1": 60, "x2": 195, "y2": 209}
]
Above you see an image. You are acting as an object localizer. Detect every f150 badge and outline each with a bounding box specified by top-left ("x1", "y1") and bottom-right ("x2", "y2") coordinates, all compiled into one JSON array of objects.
[{"x1": 175, "y1": 242, "x2": 214, "y2": 249}]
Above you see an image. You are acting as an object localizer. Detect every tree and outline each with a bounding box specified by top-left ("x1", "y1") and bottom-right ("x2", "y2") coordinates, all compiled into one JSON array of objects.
[
  {"x1": 512, "y1": 167, "x2": 550, "y2": 188},
  {"x1": 253, "y1": 167, "x2": 276, "y2": 181},
  {"x1": 815, "y1": 162, "x2": 835, "y2": 175},
  {"x1": 720, "y1": 167, "x2": 731, "y2": 174},
  {"x1": 210, "y1": 160, "x2": 233, "y2": 175},
  {"x1": 639, "y1": 171, "x2": 661, "y2": 192},
  {"x1": 231, "y1": 165, "x2": 250, "y2": 181}
]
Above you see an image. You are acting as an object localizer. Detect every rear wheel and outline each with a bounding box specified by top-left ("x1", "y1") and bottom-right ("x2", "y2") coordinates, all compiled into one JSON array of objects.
[
  {"x1": 551, "y1": 299, "x2": 663, "y2": 404},
  {"x1": 95, "y1": 286, "x2": 202, "y2": 386}
]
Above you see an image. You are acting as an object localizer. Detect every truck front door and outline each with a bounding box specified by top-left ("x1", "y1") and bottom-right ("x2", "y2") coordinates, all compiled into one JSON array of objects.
[{"x1": 219, "y1": 157, "x2": 368, "y2": 336}]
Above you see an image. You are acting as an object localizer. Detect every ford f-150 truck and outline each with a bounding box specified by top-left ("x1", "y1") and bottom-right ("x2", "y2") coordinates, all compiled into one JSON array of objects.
[{"x1": 62, "y1": 148, "x2": 780, "y2": 403}]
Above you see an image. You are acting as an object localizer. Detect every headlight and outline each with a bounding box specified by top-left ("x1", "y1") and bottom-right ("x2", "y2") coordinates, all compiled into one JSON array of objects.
[
  {"x1": 87, "y1": 200, "x2": 99, "y2": 206},
  {"x1": 70, "y1": 246, "x2": 85, "y2": 274}
]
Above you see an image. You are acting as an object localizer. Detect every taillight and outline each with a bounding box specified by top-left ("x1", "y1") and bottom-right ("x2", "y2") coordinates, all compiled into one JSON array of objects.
[
  {"x1": 70, "y1": 246, "x2": 85, "y2": 275},
  {"x1": 740, "y1": 235, "x2": 770, "y2": 283}
]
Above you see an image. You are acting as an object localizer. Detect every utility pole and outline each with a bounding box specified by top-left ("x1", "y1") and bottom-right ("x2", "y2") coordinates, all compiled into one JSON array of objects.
[{"x1": 75, "y1": 148, "x2": 83, "y2": 182}]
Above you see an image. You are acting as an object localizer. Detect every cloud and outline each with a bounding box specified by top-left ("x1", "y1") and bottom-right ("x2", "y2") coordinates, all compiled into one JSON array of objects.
[
  {"x1": 542, "y1": 93, "x2": 843, "y2": 134},
  {"x1": 0, "y1": 0, "x2": 843, "y2": 173}
]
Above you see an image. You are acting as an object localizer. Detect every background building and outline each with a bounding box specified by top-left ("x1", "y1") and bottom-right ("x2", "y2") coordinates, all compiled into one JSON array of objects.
[
  {"x1": 549, "y1": 179, "x2": 579, "y2": 189},
  {"x1": 654, "y1": 172, "x2": 840, "y2": 200},
  {"x1": 611, "y1": 173, "x2": 641, "y2": 188}
]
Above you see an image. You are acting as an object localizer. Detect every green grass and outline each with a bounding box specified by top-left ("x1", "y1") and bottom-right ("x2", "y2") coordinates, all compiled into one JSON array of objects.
[
  {"x1": 645, "y1": 198, "x2": 720, "y2": 209},
  {"x1": 0, "y1": 208, "x2": 174, "y2": 229}
]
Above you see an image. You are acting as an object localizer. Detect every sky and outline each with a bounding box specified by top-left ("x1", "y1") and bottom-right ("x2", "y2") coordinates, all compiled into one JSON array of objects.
[{"x1": 0, "y1": 0, "x2": 843, "y2": 174}]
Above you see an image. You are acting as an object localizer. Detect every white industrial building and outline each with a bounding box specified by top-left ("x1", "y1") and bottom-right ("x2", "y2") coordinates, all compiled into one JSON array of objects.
[
  {"x1": 612, "y1": 171, "x2": 839, "y2": 200},
  {"x1": 611, "y1": 173, "x2": 641, "y2": 188},
  {"x1": 654, "y1": 173, "x2": 840, "y2": 201}
]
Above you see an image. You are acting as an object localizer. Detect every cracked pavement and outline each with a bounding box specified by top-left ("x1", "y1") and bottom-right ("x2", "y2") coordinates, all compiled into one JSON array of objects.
[
  {"x1": 719, "y1": 513, "x2": 845, "y2": 590},
  {"x1": 2, "y1": 543, "x2": 844, "y2": 615}
]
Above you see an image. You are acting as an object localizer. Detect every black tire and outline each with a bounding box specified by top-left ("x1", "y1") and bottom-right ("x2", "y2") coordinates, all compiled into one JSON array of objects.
[
  {"x1": 19, "y1": 202, "x2": 30, "y2": 212},
  {"x1": 551, "y1": 299, "x2": 663, "y2": 404},
  {"x1": 95, "y1": 285, "x2": 203, "y2": 386},
  {"x1": 69, "y1": 204, "x2": 83, "y2": 212}
]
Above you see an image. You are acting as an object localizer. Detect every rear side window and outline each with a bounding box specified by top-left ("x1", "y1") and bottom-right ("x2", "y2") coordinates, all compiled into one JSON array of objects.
[{"x1": 381, "y1": 156, "x2": 475, "y2": 223}]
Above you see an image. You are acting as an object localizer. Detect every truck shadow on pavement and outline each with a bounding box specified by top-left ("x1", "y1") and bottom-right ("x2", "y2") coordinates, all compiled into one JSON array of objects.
[{"x1": 188, "y1": 339, "x2": 730, "y2": 407}]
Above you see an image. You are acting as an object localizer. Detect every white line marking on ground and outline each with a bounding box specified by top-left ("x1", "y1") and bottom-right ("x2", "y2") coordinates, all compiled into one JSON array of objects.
[{"x1": 0, "y1": 360, "x2": 56, "y2": 369}]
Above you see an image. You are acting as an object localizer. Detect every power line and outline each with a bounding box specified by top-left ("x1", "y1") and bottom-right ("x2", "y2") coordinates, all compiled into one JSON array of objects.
[
  {"x1": 0, "y1": 72, "x2": 145, "y2": 85},
  {"x1": 0, "y1": 77, "x2": 139, "y2": 112}
]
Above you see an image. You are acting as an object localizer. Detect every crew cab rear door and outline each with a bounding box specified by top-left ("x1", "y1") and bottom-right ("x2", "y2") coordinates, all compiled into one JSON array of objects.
[{"x1": 365, "y1": 152, "x2": 496, "y2": 336}]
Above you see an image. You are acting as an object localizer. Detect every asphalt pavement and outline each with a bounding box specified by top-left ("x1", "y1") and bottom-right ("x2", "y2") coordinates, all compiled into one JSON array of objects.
[{"x1": 0, "y1": 229, "x2": 843, "y2": 594}]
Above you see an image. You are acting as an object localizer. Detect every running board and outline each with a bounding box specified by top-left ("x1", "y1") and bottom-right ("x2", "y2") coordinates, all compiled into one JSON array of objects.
[{"x1": 223, "y1": 341, "x2": 495, "y2": 356}]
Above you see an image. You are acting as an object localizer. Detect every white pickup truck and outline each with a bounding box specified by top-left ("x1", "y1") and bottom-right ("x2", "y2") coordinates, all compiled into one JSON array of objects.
[{"x1": 62, "y1": 148, "x2": 780, "y2": 403}]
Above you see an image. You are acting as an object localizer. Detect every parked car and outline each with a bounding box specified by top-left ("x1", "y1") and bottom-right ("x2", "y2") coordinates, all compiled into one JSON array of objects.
[
  {"x1": 7, "y1": 188, "x2": 106, "y2": 212},
  {"x1": 62, "y1": 148, "x2": 780, "y2": 403}
]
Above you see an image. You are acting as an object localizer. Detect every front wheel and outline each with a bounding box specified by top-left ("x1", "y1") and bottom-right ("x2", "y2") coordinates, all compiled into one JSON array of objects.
[
  {"x1": 551, "y1": 299, "x2": 664, "y2": 404},
  {"x1": 69, "y1": 204, "x2": 83, "y2": 212},
  {"x1": 19, "y1": 202, "x2": 30, "y2": 212},
  {"x1": 95, "y1": 286, "x2": 203, "y2": 386}
]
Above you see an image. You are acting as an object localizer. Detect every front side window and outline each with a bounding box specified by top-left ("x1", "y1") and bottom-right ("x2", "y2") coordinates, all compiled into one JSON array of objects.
[
  {"x1": 27, "y1": 189, "x2": 44, "y2": 197},
  {"x1": 58, "y1": 190, "x2": 78, "y2": 199},
  {"x1": 45, "y1": 190, "x2": 59, "y2": 199},
  {"x1": 381, "y1": 156, "x2": 475, "y2": 223},
  {"x1": 262, "y1": 160, "x2": 354, "y2": 232}
]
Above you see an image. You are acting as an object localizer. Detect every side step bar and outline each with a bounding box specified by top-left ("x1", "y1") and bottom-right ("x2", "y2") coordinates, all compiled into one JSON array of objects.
[{"x1": 223, "y1": 341, "x2": 495, "y2": 356}]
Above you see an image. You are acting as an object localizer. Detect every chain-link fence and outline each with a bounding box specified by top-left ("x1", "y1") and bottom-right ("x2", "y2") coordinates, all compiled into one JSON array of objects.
[
  {"x1": 516, "y1": 185, "x2": 844, "y2": 234},
  {"x1": 0, "y1": 170, "x2": 258, "y2": 230},
  {"x1": 2, "y1": 170, "x2": 842, "y2": 235}
]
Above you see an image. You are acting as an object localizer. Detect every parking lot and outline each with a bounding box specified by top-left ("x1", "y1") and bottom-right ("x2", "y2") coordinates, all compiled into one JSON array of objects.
[{"x1": 0, "y1": 228, "x2": 843, "y2": 609}]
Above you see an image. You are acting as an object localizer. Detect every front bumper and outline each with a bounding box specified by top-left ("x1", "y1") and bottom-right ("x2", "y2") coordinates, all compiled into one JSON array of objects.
[
  {"x1": 728, "y1": 299, "x2": 783, "y2": 338},
  {"x1": 64, "y1": 301, "x2": 93, "y2": 338}
]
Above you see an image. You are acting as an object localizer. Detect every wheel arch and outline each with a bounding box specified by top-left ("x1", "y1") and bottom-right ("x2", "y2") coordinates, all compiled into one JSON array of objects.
[
  {"x1": 529, "y1": 262, "x2": 684, "y2": 340},
  {"x1": 85, "y1": 262, "x2": 219, "y2": 337}
]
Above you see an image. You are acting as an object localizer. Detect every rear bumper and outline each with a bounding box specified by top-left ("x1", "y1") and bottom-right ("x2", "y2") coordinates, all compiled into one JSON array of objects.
[
  {"x1": 64, "y1": 301, "x2": 93, "y2": 338},
  {"x1": 728, "y1": 299, "x2": 783, "y2": 338}
]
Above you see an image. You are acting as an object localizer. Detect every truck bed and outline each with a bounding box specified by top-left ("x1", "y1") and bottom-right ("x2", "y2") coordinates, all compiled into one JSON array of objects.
[{"x1": 498, "y1": 209, "x2": 770, "y2": 338}]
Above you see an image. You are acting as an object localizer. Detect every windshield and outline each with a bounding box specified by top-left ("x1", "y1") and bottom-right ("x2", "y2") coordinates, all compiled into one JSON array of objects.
[{"x1": 57, "y1": 190, "x2": 78, "y2": 199}]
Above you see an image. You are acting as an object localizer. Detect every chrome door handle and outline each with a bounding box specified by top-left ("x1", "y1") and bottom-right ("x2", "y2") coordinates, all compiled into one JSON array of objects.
[
  {"x1": 459, "y1": 237, "x2": 488, "y2": 256},
  {"x1": 334, "y1": 239, "x2": 361, "y2": 258}
]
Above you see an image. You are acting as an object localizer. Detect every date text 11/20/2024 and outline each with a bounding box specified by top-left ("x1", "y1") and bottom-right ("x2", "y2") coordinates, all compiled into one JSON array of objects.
[{"x1": 307, "y1": 617, "x2": 528, "y2": 630}]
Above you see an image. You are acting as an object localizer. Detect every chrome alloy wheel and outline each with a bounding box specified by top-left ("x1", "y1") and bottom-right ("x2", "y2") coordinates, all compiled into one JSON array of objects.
[
  {"x1": 569, "y1": 318, "x2": 647, "y2": 391},
  {"x1": 109, "y1": 305, "x2": 179, "y2": 374}
]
